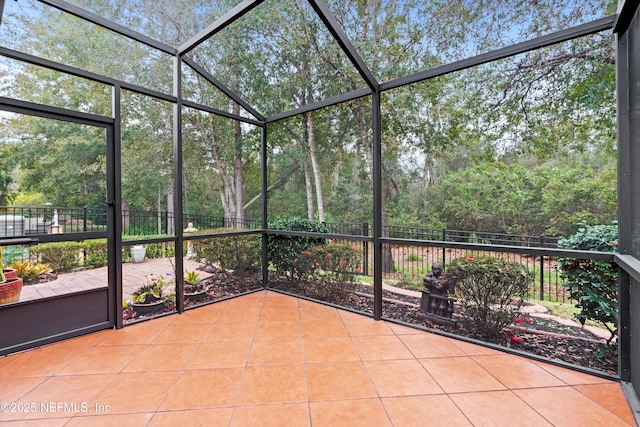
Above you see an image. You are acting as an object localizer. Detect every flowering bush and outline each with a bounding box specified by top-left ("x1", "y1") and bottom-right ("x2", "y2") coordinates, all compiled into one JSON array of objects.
[
  {"x1": 295, "y1": 244, "x2": 362, "y2": 300},
  {"x1": 445, "y1": 256, "x2": 532, "y2": 338},
  {"x1": 267, "y1": 219, "x2": 329, "y2": 280}
]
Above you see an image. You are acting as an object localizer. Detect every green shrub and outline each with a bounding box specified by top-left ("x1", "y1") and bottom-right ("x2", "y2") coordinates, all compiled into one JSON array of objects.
[
  {"x1": 295, "y1": 244, "x2": 361, "y2": 300},
  {"x1": 406, "y1": 253, "x2": 420, "y2": 262},
  {"x1": 445, "y1": 256, "x2": 533, "y2": 338},
  {"x1": 29, "y1": 241, "x2": 83, "y2": 272},
  {"x1": 267, "y1": 218, "x2": 329, "y2": 280},
  {"x1": 557, "y1": 222, "x2": 618, "y2": 359},
  {"x1": 190, "y1": 229, "x2": 261, "y2": 273},
  {"x1": 83, "y1": 239, "x2": 108, "y2": 267}
]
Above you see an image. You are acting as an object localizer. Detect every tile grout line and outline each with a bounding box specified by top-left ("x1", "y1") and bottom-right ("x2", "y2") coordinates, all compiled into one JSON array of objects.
[{"x1": 227, "y1": 290, "x2": 267, "y2": 426}]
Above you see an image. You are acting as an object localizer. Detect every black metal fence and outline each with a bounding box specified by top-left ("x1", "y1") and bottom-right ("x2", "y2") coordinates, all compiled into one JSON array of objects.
[{"x1": 1, "y1": 206, "x2": 571, "y2": 302}]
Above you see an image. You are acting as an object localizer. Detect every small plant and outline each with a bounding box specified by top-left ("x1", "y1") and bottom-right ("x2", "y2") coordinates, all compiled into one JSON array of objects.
[
  {"x1": 131, "y1": 275, "x2": 167, "y2": 304},
  {"x1": 185, "y1": 270, "x2": 200, "y2": 286},
  {"x1": 406, "y1": 253, "x2": 420, "y2": 262},
  {"x1": 10, "y1": 259, "x2": 52, "y2": 283},
  {"x1": 445, "y1": 256, "x2": 533, "y2": 338},
  {"x1": 557, "y1": 222, "x2": 618, "y2": 360}
]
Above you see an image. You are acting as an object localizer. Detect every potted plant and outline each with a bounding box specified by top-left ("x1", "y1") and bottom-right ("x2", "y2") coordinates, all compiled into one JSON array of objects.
[
  {"x1": 184, "y1": 269, "x2": 207, "y2": 302},
  {"x1": 130, "y1": 274, "x2": 167, "y2": 314},
  {"x1": 0, "y1": 251, "x2": 23, "y2": 305}
]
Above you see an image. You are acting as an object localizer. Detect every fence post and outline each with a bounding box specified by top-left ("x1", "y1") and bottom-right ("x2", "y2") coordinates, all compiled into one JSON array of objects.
[
  {"x1": 539, "y1": 235, "x2": 545, "y2": 300},
  {"x1": 363, "y1": 222, "x2": 369, "y2": 275},
  {"x1": 83, "y1": 207, "x2": 88, "y2": 232},
  {"x1": 442, "y1": 228, "x2": 446, "y2": 265}
]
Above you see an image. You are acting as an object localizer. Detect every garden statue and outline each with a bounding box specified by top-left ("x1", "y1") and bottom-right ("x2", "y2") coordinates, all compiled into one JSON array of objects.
[
  {"x1": 422, "y1": 262, "x2": 449, "y2": 295},
  {"x1": 419, "y1": 262, "x2": 456, "y2": 326}
]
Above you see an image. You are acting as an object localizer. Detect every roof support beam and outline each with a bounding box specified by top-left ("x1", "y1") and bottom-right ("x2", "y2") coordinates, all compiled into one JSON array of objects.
[
  {"x1": 182, "y1": 100, "x2": 263, "y2": 127},
  {"x1": 183, "y1": 56, "x2": 264, "y2": 121},
  {"x1": 307, "y1": 0, "x2": 378, "y2": 92},
  {"x1": 0, "y1": 46, "x2": 177, "y2": 103},
  {"x1": 39, "y1": 0, "x2": 176, "y2": 55},
  {"x1": 381, "y1": 15, "x2": 616, "y2": 92},
  {"x1": 266, "y1": 88, "x2": 371, "y2": 123},
  {"x1": 179, "y1": 0, "x2": 265, "y2": 56}
]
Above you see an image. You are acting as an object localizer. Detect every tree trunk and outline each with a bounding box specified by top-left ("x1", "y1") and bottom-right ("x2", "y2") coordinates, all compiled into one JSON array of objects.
[
  {"x1": 307, "y1": 111, "x2": 325, "y2": 222},
  {"x1": 300, "y1": 113, "x2": 315, "y2": 220}
]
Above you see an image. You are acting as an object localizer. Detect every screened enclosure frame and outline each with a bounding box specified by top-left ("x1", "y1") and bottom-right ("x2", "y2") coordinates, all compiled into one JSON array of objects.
[{"x1": 1, "y1": 0, "x2": 640, "y2": 417}]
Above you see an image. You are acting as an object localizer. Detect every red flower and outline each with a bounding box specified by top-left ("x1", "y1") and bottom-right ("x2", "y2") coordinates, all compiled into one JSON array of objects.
[
  {"x1": 523, "y1": 317, "x2": 533, "y2": 324},
  {"x1": 514, "y1": 317, "x2": 522, "y2": 325},
  {"x1": 342, "y1": 260, "x2": 347, "y2": 265},
  {"x1": 466, "y1": 255, "x2": 474, "y2": 260},
  {"x1": 510, "y1": 335, "x2": 521, "y2": 344},
  {"x1": 304, "y1": 251, "x2": 312, "y2": 256}
]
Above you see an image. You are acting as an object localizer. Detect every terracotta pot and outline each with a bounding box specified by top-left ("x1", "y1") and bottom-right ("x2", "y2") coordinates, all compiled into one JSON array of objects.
[
  {"x1": 0, "y1": 277, "x2": 23, "y2": 305},
  {"x1": 2, "y1": 268, "x2": 17, "y2": 280}
]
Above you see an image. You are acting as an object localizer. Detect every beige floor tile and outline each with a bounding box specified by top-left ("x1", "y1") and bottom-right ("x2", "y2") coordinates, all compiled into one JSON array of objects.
[
  {"x1": 188, "y1": 341, "x2": 252, "y2": 369},
  {"x1": 149, "y1": 408, "x2": 233, "y2": 427},
  {"x1": 515, "y1": 386, "x2": 633, "y2": 427},
  {"x1": 254, "y1": 320, "x2": 302, "y2": 340},
  {"x1": 90, "y1": 371, "x2": 180, "y2": 414},
  {"x1": 160, "y1": 369, "x2": 244, "y2": 410},
  {"x1": 123, "y1": 343, "x2": 199, "y2": 372},
  {"x1": 383, "y1": 395, "x2": 472, "y2": 427},
  {"x1": 450, "y1": 390, "x2": 553, "y2": 427},
  {"x1": 365, "y1": 359, "x2": 443, "y2": 397},
  {"x1": 419, "y1": 357, "x2": 506, "y2": 393},
  {"x1": 230, "y1": 403, "x2": 310, "y2": 427},
  {"x1": 343, "y1": 318, "x2": 394, "y2": 336},
  {"x1": 473, "y1": 354, "x2": 565, "y2": 389},
  {"x1": 236, "y1": 365, "x2": 307, "y2": 405},
  {"x1": 304, "y1": 337, "x2": 360, "y2": 363},
  {"x1": 575, "y1": 383, "x2": 636, "y2": 425},
  {"x1": 399, "y1": 333, "x2": 467, "y2": 358},
  {"x1": 247, "y1": 338, "x2": 304, "y2": 366},
  {"x1": 310, "y1": 399, "x2": 391, "y2": 427},
  {"x1": 351, "y1": 335, "x2": 414, "y2": 360},
  {"x1": 307, "y1": 362, "x2": 377, "y2": 401}
]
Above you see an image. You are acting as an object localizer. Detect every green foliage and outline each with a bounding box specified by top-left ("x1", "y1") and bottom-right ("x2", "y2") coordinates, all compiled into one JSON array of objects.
[
  {"x1": 295, "y1": 244, "x2": 362, "y2": 300},
  {"x1": 9, "y1": 260, "x2": 51, "y2": 283},
  {"x1": 83, "y1": 239, "x2": 108, "y2": 267},
  {"x1": 131, "y1": 275, "x2": 167, "y2": 304},
  {"x1": 184, "y1": 270, "x2": 200, "y2": 286},
  {"x1": 445, "y1": 256, "x2": 533, "y2": 338},
  {"x1": 190, "y1": 229, "x2": 261, "y2": 273},
  {"x1": 557, "y1": 222, "x2": 618, "y2": 359},
  {"x1": 28, "y1": 241, "x2": 82, "y2": 272},
  {"x1": 406, "y1": 253, "x2": 420, "y2": 262},
  {"x1": 267, "y1": 219, "x2": 329, "y2": 280}
]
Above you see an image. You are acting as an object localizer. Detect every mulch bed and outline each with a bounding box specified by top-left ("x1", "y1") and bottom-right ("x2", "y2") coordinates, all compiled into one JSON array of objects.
[
  {"x1": 122, "y1": 270, "x2": 262, "y2": 322},
  {"x1": 271, "y1": 279, "x2": 618, "y2": 376}
]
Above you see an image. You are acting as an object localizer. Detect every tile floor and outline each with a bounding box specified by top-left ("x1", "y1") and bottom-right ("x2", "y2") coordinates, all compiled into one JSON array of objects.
[{"x1": 0, "y1": 290, "x2": 635, "y2": 426}]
